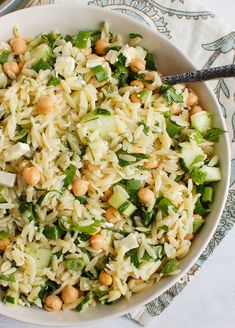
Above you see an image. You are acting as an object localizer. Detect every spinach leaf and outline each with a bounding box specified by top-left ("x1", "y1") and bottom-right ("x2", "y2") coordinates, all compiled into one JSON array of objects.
[
  {"x1": 161, "y1": 258, "x2": 178, "y2": 275},
  {"x1": 92, "y1": 65, "x2": 108, "y2": 83}
]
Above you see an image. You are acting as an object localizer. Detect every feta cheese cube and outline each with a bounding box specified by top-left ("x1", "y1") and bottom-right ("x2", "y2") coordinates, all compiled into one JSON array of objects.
[
  {"x1": 3, "y1": 142, "x2": 30, "y2": 162},
  {"x1": 0, "y1": 171, "x2": 16, "y2": 187}
]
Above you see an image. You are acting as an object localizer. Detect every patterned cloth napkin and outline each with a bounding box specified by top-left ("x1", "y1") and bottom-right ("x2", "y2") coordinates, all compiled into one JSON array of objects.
[{"x1": 8, "y1": 0, "x2": 235, "y2": 326}]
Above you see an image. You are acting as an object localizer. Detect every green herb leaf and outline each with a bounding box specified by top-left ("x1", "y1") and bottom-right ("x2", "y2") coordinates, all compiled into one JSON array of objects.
[
  {"x1": 75, "y1": 31, "x2": 91, "y2": 48},
  {"x1": 0, "y1": 51, "x2": 10, "y2": 64},
  {"x1": 36, "y1": 189, "x2": 61, "y2": 206},
  {"x1": 32, "y1": 58, "x2": 51, "y2": 72},
  {"x1": 18, "y1": 197, "x2": 37, "y2": 221},
  {"x1": 47, "y1": 75, "x2": 60, "y2": 86},
  {"x1": 43, "y1": 225, "x2": 61, "y2": 240},
  {"x1": 76, "y1": 196, "x2": 87, "y2": 204},
  {"x1": 5, "y1": 295, "x2": 15, "y2": 304},
  {"x1": 166, "y1": 119, "x2": 183, "y2": 138},
  {"x1": 203, "y1": 128, "x2": 225, "y2": 142},
  {"x1": 191, "y1": 168, "x2": 207, "y2": 185},
  {"x1": 113, "y1": 64, "x2": 129, "y2": 87},
  {"x1": 117, "y1": 53, "x2": 127, "y2": 66},
  {"x1": 161, "y1": 225, "x2": 169, "y2": 232},
  {"x1": 95, "y1": 108, "x2": 111, "y2": 115},
  {"x1": 117, "y1": 150, "x2": 148, "y2": 167},
  {"x1": 73, "y1": 220, "x2": 102, "y2": 234},
  {"x1": 160, "y1": 84, "x2": 183, "y2": 104},
  {"x1": 141, "y1": 210, "x2": 154, "y2": 227},
  {"x1": 161, "y1": 258, "x2": 178, "y2": 275},
  {"x1": 0, "y1": 274, "x2": 15, "y2": 282},
  {"x1": 145, "y1": 51, "x2": 157, "y2": 70},
  {"x1": 76, "y1": 291, "x2": 93, "y2": 312},
  {"x1": 190, "y1": 155, "x2": 205, "y2": 169},
  {"x1": 137, "y1": 121, "x2": 149, "y2": 135},
  {"x1": 64, "y1": 34, "x2": 73, "y2": 42},
  {"x1": 158, "y1": 198, "x2": 176, "y2": 215},
  {"x1": 63, "y1": 164, "x2": 76, "y2": 188},
  {"x1": 126, "y1": 248, "x2": 139, "y2": 268},
  {"x1": 92, "y1": 65, "x2": 108, "y2": 83}
]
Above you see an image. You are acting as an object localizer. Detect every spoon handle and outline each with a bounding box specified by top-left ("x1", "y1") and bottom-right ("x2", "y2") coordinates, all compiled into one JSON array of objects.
[{"x1": 161, "y1": 64, "x2": 235, "y2": 85}]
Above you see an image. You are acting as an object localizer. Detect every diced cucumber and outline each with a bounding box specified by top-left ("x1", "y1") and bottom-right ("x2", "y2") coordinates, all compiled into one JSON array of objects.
[
  {"x1": 29, "y1": 248, "x2": 52, "y2": 269},
  {"x1": 191, "y1": 111, "x2": 212, "y2": 134},
  {"x1": 193, "y1": 219, "x2": 205, "y2": 233},
  {"x1": 122, "y1": 202, "x2": 137, "y2": 217},
  {"x1": 179, "y1": 142, "x2": 205, "y2": 171},
  {"x1": 202, "y1": 186, "x2": 213, "y2": 203},
  {"x1": 80, "y1": 110, "x2": 117, "y2": 138},
  {"x1": 201, "y1": 166, "x2": 221, "y2": 182},
  {"x1": 108, "y1": 191, "x2": 136, "y2": 217},
  {"x1": 30, "y1": 44, "x2": 51, "y2": 63},
  {"x1": 158, "y1": 197, "x2": 176, "y2": 215},
  {"x1": 108, "y1": 192, "x2": 127, "y2": 209},
  {"x1": 4, "y1": 290, "x2": 19, "y2": 306}
]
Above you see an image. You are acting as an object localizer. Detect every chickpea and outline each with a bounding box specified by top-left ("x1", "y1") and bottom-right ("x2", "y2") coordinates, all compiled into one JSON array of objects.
[
  {"x1": 44, "y1": 295, "x2": 62, "y2": 312},
  {"x1": 22, "y1": 167, "x2": 40, "y2": 186},
  {"x1": 190, "y1": 105, "x2": 203, "y2": 117},
  {"x1": 95, "y1": 39, "x2": 109, "y2": 56},
  {"x1": 186, "y1": 91, "x2": 198, "y2": 107},
  {"x1": 144, "y1": 72, "x2": 155, "y2": 90},
  {"x1": 130, "y1": 93, "x2": 141, "y2": 104},
  {"x1": 144, "y1": 156, "x2": 158, "y2": 169},
  {"x1": 37, "y1": 95, "x2": 55, "y2": 115},
  {"x1": 90, "y1": 234, "x2": 105, "y2": 250},
  {"x1": 99, "y1": 270, "x2": 112, "y2": 286},
  {"x1": 10, "y1": 37, "x2": 28, "y2": 55},
  {"x1": 129, "y1": 58, "x2": 145, "y2": 73},
  {"x1": 3, "y1": 62, "x2": 19, "y2": 77},
  {"x1": 0, "y1": 239, "x2": 10, "y2": 251},
  {"x1": 101, "y1": 188, "x2": 113, "y2": 202},
  {"x1": 72, "y1": 178, "x2": 89, "y2": 197},
  {"x1": 130, "y1": 80, "x2": 144, "y2": 90},
  {"x1": 138, "y1": 188, "x2": 155, "y2": 206},
  {"x1": 104, "y1": 207, "x2": 122, "y2": 224},
  {"x1": 61, "y1": 285, "x2": 79, "y2": 304}
]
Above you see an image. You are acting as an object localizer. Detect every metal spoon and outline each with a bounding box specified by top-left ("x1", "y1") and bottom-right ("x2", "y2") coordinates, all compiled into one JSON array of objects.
[{"x1": 161, "y1": 64, "x2": 235, "y2": 85}]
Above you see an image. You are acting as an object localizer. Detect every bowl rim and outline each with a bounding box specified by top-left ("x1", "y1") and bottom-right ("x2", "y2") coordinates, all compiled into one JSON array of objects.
[{"x1": 0, "y1": 3, "x2": 231, "y2": 326}]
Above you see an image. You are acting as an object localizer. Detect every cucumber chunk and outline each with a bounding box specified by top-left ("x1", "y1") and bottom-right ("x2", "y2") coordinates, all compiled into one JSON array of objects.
[
  {"x1": 201, "y1": 166, "x2": 222, "y2": 182},
  {"x1": 29, "y1": 248, "x2": 52, "y2": 269},
  {"x1": 108, "y1": 191, "x2": 136, "y2": 217},
  {"x1": 191, "y1": 111, "x2": 212, "y2": 134},
  {"x1": 30, "y1": 44, "x2": 51, "y2": 63},
  {"x1": 80, "y1": 110, "x2": 117, "y2": 138},
  {"x1": 179, "y1": 142, "x2": 205, "y2": 171}
]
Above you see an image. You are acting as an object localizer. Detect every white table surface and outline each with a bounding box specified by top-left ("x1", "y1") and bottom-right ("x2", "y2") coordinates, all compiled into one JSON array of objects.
[{"x1": 1, "y1": 0, "x2": 235, "y2": 327}]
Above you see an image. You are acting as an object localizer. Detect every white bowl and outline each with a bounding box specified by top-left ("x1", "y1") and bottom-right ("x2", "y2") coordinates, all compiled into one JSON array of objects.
[{"x1": 0, "y1": 4, "x2": 230, "y2": 326}]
